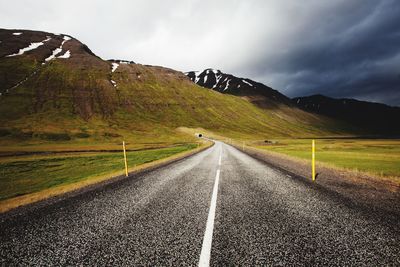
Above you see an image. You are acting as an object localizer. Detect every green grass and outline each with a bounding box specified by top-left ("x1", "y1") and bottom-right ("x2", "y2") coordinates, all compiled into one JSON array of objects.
[
  {"x1": 254, "y1": 139, "x2": 400, "y2": 178},
  {"x1": 0, "y1": 144, "x2": 196, "y2": 200}
]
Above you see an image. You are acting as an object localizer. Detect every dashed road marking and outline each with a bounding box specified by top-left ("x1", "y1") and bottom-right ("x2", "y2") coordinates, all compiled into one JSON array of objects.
[{"x1": 198, "y1": 168, "x2": 220, "y2": 267}]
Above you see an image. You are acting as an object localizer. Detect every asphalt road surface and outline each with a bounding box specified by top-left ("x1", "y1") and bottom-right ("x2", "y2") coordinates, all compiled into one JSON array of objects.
[{"x1": 0, "y1": 141, "x2": 399, "y2": 266}]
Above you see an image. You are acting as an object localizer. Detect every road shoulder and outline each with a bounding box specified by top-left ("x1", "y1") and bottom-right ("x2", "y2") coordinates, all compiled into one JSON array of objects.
[{"x1": 230, "y1": 143, "x2": 400, "y2": 218}]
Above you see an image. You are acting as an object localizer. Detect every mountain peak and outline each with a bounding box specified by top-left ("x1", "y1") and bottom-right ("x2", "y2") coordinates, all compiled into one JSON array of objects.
[
  {"x1": 185, "y1": 68, "x2": 255, "y2": 92},
  {"x1": 185, "y1": 68, "x2": 291, "y2": 107}
]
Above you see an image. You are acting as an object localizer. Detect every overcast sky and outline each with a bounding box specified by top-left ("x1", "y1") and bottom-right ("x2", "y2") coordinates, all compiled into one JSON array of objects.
[{"x1": 1, "y1": 0, "x2": 399, "y2": 106}]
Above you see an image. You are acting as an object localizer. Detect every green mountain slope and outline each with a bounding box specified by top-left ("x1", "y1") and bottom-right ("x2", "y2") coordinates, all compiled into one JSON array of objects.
[{"x1": 0, "y1": 29, "x2": 357, "y2": 149}]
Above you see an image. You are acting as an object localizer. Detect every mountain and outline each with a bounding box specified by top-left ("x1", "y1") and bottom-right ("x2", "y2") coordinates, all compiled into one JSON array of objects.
[
  {"x1": 187, "y1": 68, "x2": 400, "y2": 136},
  {"x1": 185, "y1": 68, "x2": 363, "y2": 133},
  {"x1": 0, "y1": 28, "x2": 356, "y2": 146},
  {"x1": 293, "y1": 95, "x2": 400, "y2": 135},
  {"x1": 185, "y1": 69, "x2": 292, "y2": 108}
]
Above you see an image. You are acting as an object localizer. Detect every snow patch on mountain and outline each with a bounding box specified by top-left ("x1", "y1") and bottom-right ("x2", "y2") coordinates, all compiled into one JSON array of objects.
[
  {"x1": 6, "y1": 36, "x2": 51, "y2": 57},
  {"x1": 224, "y1": 79, "x2": 231, "y2": 91},
  {"x1": 186, "y1": 68, "x2": 264, "y2": 93},
  {"x1": 213, "y1": 72, "x2": 223, "y2": 89},
  {"x1": 58, "y1": 50, "x2": 70, "y2": 59},
  {"x1": 44, "y1": 48, "x2": 62, "y2": 62},
  {"x1": 44, "y1": 36, "x2": 72, "y2": 63},
  {"x1": 2, "y1": 34, "x2": 67, "y2": 93},
  {"x1": 204, "y1": 71, "x2": 209, "y2": 83},
  {"x1": 111, "y1": 62, "x2": 119, "y2": 72},
  {"x1": 242, "y1": 79, "x2": 253, "y2": 87},
  {"x1": 193, "y1": 71, "x2": 201, "y2": 83},
  {"x1": 12, "y1": 32, "x2": 22, "y2": 36}
]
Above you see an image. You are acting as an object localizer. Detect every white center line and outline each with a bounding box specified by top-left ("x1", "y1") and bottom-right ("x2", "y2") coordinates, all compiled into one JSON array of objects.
[
  {"x1": 218, "y1": 153, "x2": 222, "y2": 166},
  {"x1": 198, "y1": 168, "x2": 220, "y2": 267}
]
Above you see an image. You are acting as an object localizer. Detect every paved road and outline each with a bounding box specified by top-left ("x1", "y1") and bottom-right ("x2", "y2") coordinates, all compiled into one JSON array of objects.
[{"x1": 0, "y1": 141, "x2": 399, "y2": 266}]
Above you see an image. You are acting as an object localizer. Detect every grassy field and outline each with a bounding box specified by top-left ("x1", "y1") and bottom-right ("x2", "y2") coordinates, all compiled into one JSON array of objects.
[
  {"x1": 0, "y1": 144, "x2": 197, "y2": 201},
  {"x1": 252, "y1": 139, "x2": 400, "y2": 178}
]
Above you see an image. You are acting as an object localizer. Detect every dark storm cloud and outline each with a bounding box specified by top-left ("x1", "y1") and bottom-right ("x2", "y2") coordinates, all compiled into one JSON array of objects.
[
  {"x1": 245, "y1": 0, "x2": 400, "y2": 106},
  {"x1": 1, "y1": 0, "x2": 399, "y2": 105}
]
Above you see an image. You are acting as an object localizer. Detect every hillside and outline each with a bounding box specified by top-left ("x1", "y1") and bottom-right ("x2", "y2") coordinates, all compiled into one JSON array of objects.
[
  {"x1": 0, "y1": 28, "x2": 356, "y2": 149},
  {"x1": 293, "y1": 95, "x2": 400, "y2": 135}
]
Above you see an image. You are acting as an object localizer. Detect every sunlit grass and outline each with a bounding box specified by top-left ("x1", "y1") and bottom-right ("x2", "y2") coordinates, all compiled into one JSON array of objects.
[
  {"x1": 254, "y1": 139, "x2": 400, "y2": 178},
  {"x1": 0, "y1": 144, "x2": 196, "y2": 200}
]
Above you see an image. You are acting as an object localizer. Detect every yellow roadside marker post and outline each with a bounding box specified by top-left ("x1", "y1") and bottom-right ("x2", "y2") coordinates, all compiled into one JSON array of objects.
[
  {"x1": 242, "y1": 141, "x2": 245, "y2": 151},
  {"x1": 312, "y1": 139, "x2": 316, "y2": 181},
  {"x1": 123, "y1": 141, "x2": 128, "y2": 177}
]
